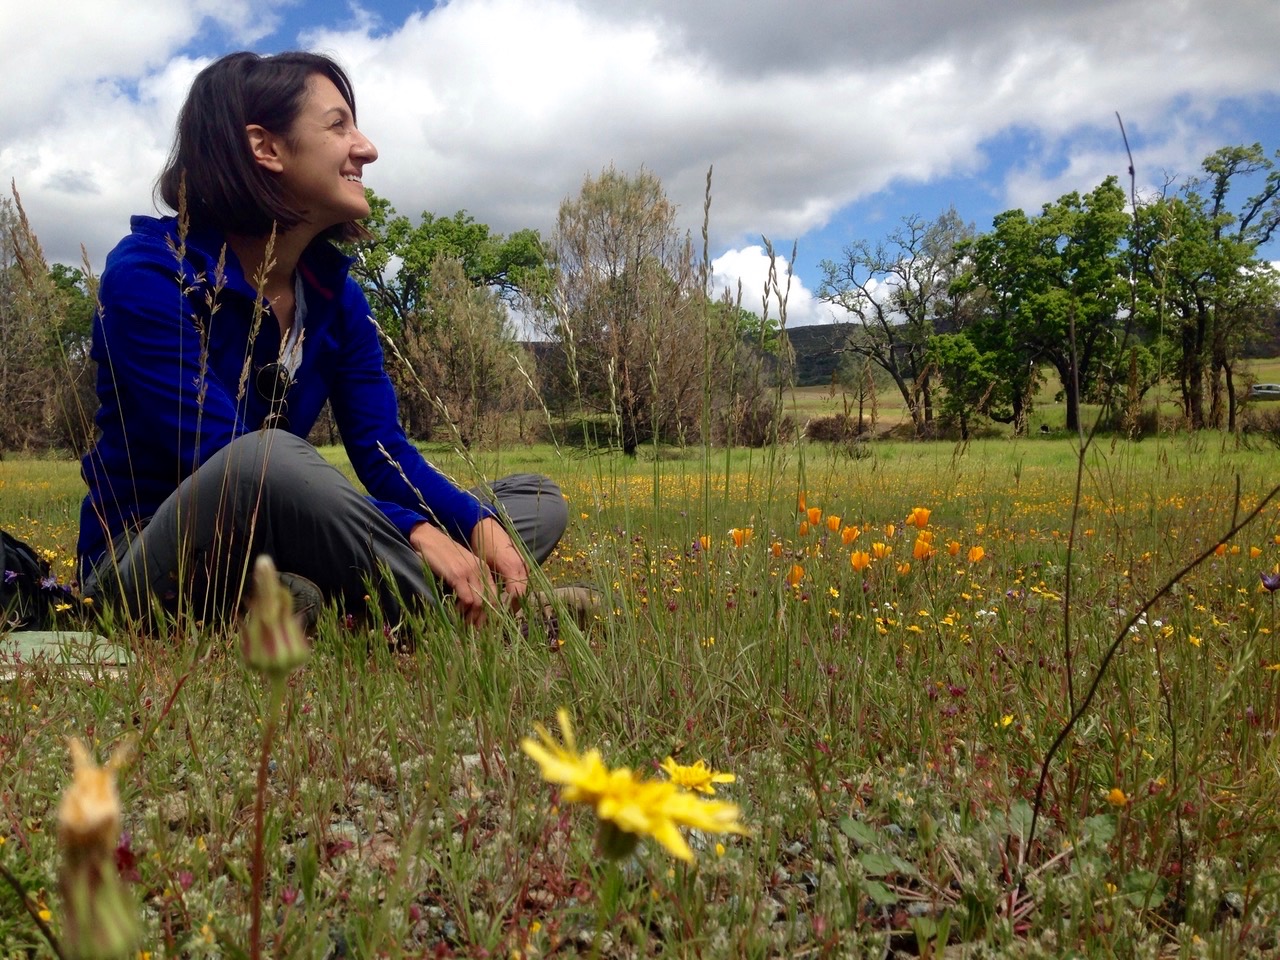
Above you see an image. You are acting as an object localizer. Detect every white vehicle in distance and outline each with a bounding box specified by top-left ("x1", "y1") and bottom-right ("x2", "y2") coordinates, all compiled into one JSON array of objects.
[{"x1": 1249, "y1": 382, "x2": 1280, "y2": 399}]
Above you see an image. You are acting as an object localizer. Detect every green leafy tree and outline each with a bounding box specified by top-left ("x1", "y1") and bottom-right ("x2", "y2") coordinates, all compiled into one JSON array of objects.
[
  {"x1": 955, "y1": 179, "x2": 1129, "y2": 432},
  {"x1": 349, "y1": 192, "x2": 550, "y2": 337},
  {"x1": 344, "y1": 193, "x2": 550, "y2": 440},
  {"x1": 926, "y1": 333, "x2": 1003, "y2": 440},
  {"x1": 1134, "y1": 145, "x2": 1280, "y2": 429},
  {"x1": 49, "y1": 263, "x2": 95, "y2": 353}
]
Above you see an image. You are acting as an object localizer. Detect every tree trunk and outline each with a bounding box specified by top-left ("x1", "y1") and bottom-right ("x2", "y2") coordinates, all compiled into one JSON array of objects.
[{"x1": 1057, "y1": 359, "x2": 1081, "y2": 433}]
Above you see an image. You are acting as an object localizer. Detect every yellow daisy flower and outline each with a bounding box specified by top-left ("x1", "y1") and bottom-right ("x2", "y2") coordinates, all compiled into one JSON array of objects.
[
  {"x1": 659, "y1": 757, "x2": 737, "y2": 795},
  {"x1": 522, "y1": 711, "x2": 748, "y2": 861}
]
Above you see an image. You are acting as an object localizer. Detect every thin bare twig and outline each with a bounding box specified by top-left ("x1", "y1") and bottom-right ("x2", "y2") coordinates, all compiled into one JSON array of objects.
[{"x1": 1025, "y1": 480, "x2": 1280, "y2": 856}]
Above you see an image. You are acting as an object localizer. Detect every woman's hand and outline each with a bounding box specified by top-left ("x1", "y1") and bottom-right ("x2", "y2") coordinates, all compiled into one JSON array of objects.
[
  {"x1": 470, "y1": 517, "x2": 530, "y2": 608},
  {"x1": 408, "y1": 518, "x2": 528, "y2": 626},
  {"x1": 408, "y1": 521, "x2": 499, "y2": 626}
]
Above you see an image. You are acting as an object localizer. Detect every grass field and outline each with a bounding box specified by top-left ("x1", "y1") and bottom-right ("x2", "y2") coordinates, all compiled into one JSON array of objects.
[{"x1": 4, "y1": 433, "x2": 1280, "y2": 957}]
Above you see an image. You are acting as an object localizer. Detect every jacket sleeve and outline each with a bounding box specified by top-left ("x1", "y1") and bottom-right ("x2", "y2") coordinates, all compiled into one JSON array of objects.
[
  {"x1": 95, "y1": 241, "x2": 252, "y2": 479},
  {"x1": 328, "y1": 281, "x2": 495, "y2": 543}
]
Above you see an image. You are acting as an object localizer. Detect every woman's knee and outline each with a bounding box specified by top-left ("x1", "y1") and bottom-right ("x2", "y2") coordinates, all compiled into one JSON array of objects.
[
  {"x1": 489, "y1": 473, "x2": 568, "y2": 562},
  {"x1": 224, "y1": 429, "x2": 331, "y2": 502}
]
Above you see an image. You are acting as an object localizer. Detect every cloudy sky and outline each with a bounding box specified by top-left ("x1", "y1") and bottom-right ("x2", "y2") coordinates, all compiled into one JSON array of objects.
[{"x1": 3, "y1": 0, "x2": 1279, "y2": 325}]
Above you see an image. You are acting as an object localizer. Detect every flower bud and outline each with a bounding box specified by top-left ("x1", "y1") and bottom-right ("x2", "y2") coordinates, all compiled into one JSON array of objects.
[
  {"x1": 57, "y1": 739, "x2": 138, "y2": 960},
  {"x1": 240, "y1": 555, "x2": 310, "y2": 678},
  {"x1": 596, "y1": 819, "x2": 639, "y2": 860}
]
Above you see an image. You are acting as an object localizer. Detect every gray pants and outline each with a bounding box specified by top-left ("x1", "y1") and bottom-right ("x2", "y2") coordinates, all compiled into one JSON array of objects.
[{"x1": 83, "y1": 430, "x2": 568, "y2": 623}]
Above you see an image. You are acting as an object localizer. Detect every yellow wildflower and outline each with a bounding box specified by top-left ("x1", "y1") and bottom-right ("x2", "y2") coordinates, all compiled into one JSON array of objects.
[
  {"x1": 522, "y1": 711, "x2": 747, "y2": 862},
  {"x1": 1106, "y1": 787, "x2": 1129, "y2": 807},
  {"x1": 659, "y1": 757, "x2": 737, "y2": 795},
  {"x1": 906, "y1": 507, "x2": 931, "y2": 528}
]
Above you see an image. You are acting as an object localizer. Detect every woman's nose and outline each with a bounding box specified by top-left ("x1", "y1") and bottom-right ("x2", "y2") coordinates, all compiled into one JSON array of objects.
[{"x1": 353, "y1": 128, "x2": 378, "y2": 163}]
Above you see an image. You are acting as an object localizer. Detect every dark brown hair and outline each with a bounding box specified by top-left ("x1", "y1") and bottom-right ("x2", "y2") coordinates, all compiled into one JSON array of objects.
[{"x1": 158, "y1": 51, "x2": 369, "y2": 243}]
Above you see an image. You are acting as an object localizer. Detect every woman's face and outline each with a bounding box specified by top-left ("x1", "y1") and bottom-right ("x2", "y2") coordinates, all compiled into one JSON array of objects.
[{"x1": 275, "y1": 73, "x2": 378, "y2": 232}]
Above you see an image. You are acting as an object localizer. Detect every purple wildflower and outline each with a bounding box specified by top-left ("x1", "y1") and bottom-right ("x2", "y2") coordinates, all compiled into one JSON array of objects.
[{"x1": 1261, "y1": 570, "x2": 1280, "y2": 593}]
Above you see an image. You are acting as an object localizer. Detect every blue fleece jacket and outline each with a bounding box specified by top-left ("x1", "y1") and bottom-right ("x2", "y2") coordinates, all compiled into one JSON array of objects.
[{"x1": 77, "y1": 215, "x2": 492, "y2": 573}]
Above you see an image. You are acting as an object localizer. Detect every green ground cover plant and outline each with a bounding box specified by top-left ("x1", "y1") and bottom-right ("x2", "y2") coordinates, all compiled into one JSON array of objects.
[{"x1": 4, "y1": 436, "x2": 1280, "y2": 957}]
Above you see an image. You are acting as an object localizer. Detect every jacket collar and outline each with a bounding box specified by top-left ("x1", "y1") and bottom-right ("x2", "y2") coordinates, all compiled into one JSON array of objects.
[{"x1": 129, "y1": 215, "x2": 356, "y2": 302}]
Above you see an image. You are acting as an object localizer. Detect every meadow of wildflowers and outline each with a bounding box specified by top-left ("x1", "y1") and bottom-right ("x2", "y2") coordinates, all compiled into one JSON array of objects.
[{"x1": 3, "y1": 436, "x2": 1280, "y2": 957}]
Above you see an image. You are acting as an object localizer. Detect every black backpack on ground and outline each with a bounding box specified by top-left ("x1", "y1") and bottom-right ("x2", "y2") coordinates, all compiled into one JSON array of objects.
[{"x1": 1, "y1": 530, "x2": 58, "y2": 631}]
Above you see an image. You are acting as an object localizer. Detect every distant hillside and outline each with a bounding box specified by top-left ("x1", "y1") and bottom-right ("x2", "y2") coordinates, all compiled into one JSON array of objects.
[{"x1": 786, "y1": 322, "x2": 857, "y2": 387}]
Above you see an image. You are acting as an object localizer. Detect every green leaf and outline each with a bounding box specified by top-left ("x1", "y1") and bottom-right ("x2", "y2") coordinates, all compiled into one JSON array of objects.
[
  {"x1": 838, "y1": 816, "x2": 881, "y2": 847},
  {"x1": 910, "y1": 916, "x2": 940, "y2": 944},
  {"x1": 858, "y1": 852, "x2": 917, "y2": 877},
  {"x1": 1081, "y1": 814, "x2": 1116, "y2": 847},
  {"x1": 1006, "y1": 800, "x2": 1034, "y2": 839},
  {"x1": 864, "y1": 880, "x2": 899, "y2": 906},
  {"x1": 1121, "y1": 870, "x2": 1167, "y2": 909}
]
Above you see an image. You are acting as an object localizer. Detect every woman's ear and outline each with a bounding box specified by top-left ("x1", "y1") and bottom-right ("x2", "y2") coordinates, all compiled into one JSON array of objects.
[{"x1": 245, "y1": 124, "x2": 286, "y2": 173}]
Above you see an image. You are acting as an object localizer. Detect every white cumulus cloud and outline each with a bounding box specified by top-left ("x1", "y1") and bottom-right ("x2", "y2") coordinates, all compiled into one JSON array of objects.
[{"x1": 2, "y1": 0, "x2": 1277, "y2": 303}]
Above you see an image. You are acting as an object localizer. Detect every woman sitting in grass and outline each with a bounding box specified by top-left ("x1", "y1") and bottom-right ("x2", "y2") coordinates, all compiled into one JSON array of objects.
[{"x1": 76, "y1": 50, "x2": 568, "y2": 630}]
